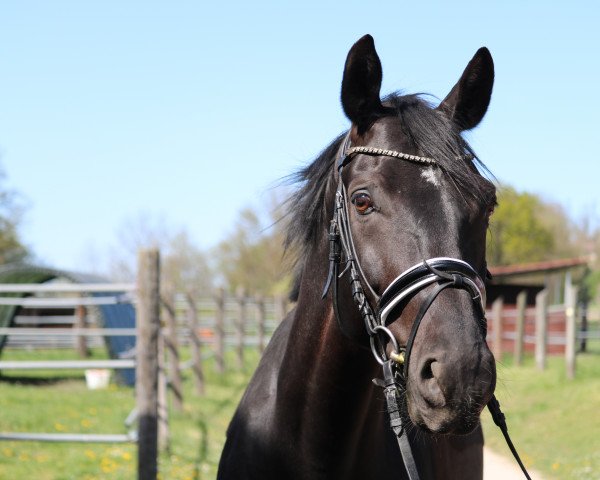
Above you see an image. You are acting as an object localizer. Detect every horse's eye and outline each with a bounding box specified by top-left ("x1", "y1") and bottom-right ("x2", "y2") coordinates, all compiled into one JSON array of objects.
[
  {"x1": 486, "y1": 205, "x2": 495, "y2": 219},
  {"x1": 351, "y1": 192, "x2": 374, "y2": 215}
]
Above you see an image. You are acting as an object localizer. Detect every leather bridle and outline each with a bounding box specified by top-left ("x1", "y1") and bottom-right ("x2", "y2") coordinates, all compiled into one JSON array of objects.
[{"x1": 322, "y1": 133, "x2": 532, "y2": 480}]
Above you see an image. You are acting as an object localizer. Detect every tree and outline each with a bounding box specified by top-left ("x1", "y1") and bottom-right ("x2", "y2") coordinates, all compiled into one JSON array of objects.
[
  {"x1": 487, "y1": 185, "x2": 583, "y2": 266},
  {"x1": 108, "y1": 212, "x2": 212, "y2": 294},
  {"x1": 0, "y1": 166, "x2": 28, "y2": 264},
  {"x1": 215, "y1": 202, "x2": 291, "y2": 295},
  {"x1": 161, "y1": 230, "x2": 212, "y2": 298}
]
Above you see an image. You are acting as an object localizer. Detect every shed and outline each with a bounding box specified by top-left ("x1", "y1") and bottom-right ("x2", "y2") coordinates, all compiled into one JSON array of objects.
[
  {"x1": 486, "y1": 257, "x2": 591, "y2": 307},
  {"x1": 0, "y1": 264, "x2": 136, "y2": 385}
]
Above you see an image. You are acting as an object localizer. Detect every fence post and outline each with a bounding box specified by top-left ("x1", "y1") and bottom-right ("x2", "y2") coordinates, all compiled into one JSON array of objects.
[
  {"x1": 186, "y1": 293, "x2": 205, "y2": 395},
  {"x1": 514, "y1": 291, "x2": 527, "y2": 366},
  {"x1": 535, "y1": 290, "x2": 548, "y2": 371},
  {"x1": 565, "y1": 286, "x2": 578, "y2": 380},
  {"x1": 163, "y1": 296, "x2": 183, "y2": 412},
  {"x1": 214, "y1": 288, "x2": 225, "y2": 374},
  {"x1": 75, "y1": 305, "x2": 90, "y2": 358},
  {"x1": 256, "y1": 295, "x2": 266, "y2": 355},
  {"x1": 491, "y1": 297, "x2": 504, "y2": 361},
  {"x1": 236, "y1": 287, "x2": 246, "y2": 370},
  {"x1": 157, "y1": 333, "x2": 170, "y2": 452},
  {"x1": 136, "y1": 249, "x2": 160, "y2": 480}
]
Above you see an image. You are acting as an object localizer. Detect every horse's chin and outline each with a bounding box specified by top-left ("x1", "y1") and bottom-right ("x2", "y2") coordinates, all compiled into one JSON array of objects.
[{"x1": 407, "y1": 402, "x2": 482, "y2": 436}]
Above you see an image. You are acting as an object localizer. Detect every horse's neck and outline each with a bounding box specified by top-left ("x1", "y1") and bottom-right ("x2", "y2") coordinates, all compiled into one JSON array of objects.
[{"x1": 276, "y1": 252, "x2": 386, "y2": 473}]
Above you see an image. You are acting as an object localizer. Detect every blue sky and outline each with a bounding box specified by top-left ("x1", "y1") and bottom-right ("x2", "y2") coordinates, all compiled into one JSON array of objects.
[{"x1": 0, "y1": 1, "x2": 599, "y2": 272}]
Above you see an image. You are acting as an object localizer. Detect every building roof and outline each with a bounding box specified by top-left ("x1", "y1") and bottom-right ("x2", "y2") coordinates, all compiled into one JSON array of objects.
[{"x1": 489, "y1": 257, "x2": 591, "y2": 278}]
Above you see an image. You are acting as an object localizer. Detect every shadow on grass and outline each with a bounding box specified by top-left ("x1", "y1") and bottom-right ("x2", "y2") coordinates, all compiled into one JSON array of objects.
[{"x1": 0, "y1": 373, "x2": 82, "y2": 385}]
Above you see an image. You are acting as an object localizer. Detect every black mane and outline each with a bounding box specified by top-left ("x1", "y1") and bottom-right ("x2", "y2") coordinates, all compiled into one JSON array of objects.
[{"x1": 285, "y1": 93, "x2": 494, "y2": 300}]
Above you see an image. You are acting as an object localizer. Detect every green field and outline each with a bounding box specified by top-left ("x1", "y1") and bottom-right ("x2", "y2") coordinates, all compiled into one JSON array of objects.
[
  {"x1": 0, "y1": 348, "x2": 254, "y2": 480},
  {"x1": 0, "y1": 346, "x2": 598, "y2": 479},
  {"x1": 481, "y1": 348, "x2": 600, "y2": 480}
]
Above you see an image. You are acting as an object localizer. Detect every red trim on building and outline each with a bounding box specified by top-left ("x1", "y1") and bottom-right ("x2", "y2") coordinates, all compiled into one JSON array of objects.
[{"x1": 489, "y1": 257, "x2": 590, "y2": 278}]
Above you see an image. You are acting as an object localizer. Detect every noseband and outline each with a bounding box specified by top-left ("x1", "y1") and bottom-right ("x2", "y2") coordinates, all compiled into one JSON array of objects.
[{"x1": 322, "y1": 134, "x2": 532, "y2": 480}]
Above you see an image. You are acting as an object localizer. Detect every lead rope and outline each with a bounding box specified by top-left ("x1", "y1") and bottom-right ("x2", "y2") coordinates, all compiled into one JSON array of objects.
[{"x1": 488, "y1": 396, "x2": 532, "y2": 480}]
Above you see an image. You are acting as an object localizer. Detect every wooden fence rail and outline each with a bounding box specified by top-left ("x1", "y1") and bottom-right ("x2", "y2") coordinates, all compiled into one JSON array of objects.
[{"x1": 485, "y1": 287, "x2": 596, "y2": 380}]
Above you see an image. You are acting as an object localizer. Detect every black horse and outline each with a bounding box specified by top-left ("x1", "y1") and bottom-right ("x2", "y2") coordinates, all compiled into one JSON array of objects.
[{"x1": 218, "y1": 35, "x2": 500, "y2": 480}]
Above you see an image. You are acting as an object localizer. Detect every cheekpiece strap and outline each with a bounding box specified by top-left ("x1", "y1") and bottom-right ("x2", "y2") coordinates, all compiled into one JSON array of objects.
[
  {"x1": 379, "y1": 360, "x2": 420, "y2": 480},
  {"x1": 321, "y1": 220, "x2": 341, "y2": 299}
]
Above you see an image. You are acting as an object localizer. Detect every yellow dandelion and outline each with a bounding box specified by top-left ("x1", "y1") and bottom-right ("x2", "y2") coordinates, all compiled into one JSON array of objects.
[
  {"x1": 3, "y1": 447, "x2": 14, "y2": 457},
  {"x1": 54, "y1": 422, "x2": 66, "y2": 432},
  {"x1": 552, "y1": 462, "x2": 560, "y2": 470},
  {"x1": 122, "y1": 452, "x2": 132, "y2": 461},
  {"x1": 88, "y1": 407, "x2": 98, "y2": 416},
  {"x1": 81, "y1": 419, "x2": 92, "y2": 428},
  {"x1": 100, "y1": 457, "x2": 117, "y2": 473},
  {"x1": 18, "y1": 452, "x2": 30, "y2": 461},
  {"x1": 84, "y1": 450, "x2": 97, "y2": 460}
]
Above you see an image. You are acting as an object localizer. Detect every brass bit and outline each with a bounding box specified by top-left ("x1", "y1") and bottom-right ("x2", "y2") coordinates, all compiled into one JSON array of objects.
[{"x1": 390, "y1": 351, "x2": 405, "y2": 365}]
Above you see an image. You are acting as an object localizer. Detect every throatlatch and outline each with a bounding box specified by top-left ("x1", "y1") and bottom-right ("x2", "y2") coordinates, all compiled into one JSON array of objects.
[{"x1": 323, "y1": 134, "x2": 532, "y2": 480}]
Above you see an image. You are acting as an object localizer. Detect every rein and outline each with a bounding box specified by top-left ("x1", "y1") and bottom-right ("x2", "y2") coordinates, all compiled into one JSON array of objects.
[{"x1": 322, "y1": 134, "x2": 532, "y2": 480}]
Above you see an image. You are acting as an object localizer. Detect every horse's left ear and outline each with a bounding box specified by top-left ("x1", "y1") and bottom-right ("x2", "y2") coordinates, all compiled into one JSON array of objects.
[{"x1": 438, "y1": 47, "x2": 494, "y2": 131}]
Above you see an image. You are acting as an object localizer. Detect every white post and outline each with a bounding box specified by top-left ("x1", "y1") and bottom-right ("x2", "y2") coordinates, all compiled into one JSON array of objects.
[
  {"x1": 535, "y1": 290, "x2": 548, "y2": 371},
  {"x1": 565, "y1": 286, "x2": 578, "y2": 380}
]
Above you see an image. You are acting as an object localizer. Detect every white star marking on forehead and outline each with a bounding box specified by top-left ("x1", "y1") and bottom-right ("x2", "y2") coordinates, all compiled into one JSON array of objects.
[{"x1": 421, "y1": 167, "x2": 441, "y2": 187}]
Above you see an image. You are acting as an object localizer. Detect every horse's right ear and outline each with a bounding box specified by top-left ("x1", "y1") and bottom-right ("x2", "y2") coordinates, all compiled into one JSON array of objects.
[{"x1": 341, "y1": 35, "x2": 384, "y2": 132}]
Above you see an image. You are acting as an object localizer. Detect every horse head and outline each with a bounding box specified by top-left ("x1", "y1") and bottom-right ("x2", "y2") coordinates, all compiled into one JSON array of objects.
[{"x1": 335, "y1": 35, "x2": 497, "y2": 435}]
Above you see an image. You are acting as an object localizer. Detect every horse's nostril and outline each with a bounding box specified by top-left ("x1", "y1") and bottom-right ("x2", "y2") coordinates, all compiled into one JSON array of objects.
[
  {"x1": 420, "y1": 359, "x2": 435, "y2": 380},
  {"x1": 417, "y1": 359, "x2": 445, "y2": 408}
]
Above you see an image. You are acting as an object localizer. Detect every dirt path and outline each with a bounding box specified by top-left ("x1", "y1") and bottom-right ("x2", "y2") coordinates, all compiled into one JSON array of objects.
[{"x1": 484, "y1": 448, "x2": 546, "y2": 480}]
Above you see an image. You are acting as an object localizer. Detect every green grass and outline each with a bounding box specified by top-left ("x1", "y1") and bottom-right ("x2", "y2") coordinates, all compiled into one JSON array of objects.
[
  {"x1": 0, "y1": 347, "x2": 258, "y2": 479},
  {"x1": 0, "y1": 346, "x2": 598, "y2": 479},
  {"x1": 481, "y1": 348, "x2": 600, "y2": 480}
]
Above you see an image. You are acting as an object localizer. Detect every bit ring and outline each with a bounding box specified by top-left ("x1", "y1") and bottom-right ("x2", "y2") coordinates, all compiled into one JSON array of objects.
[{"x1": 369, "y1": 325, "x2": 401, "y2": 365}]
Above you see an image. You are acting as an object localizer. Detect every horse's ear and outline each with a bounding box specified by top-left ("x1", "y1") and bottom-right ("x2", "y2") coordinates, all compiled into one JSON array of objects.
[
  {"x1": 438, "y1": 47, "x2": 494, "y2": 131},
  {"x1": 341, "y1": 34, "x2": 385, "y2": 132}
]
